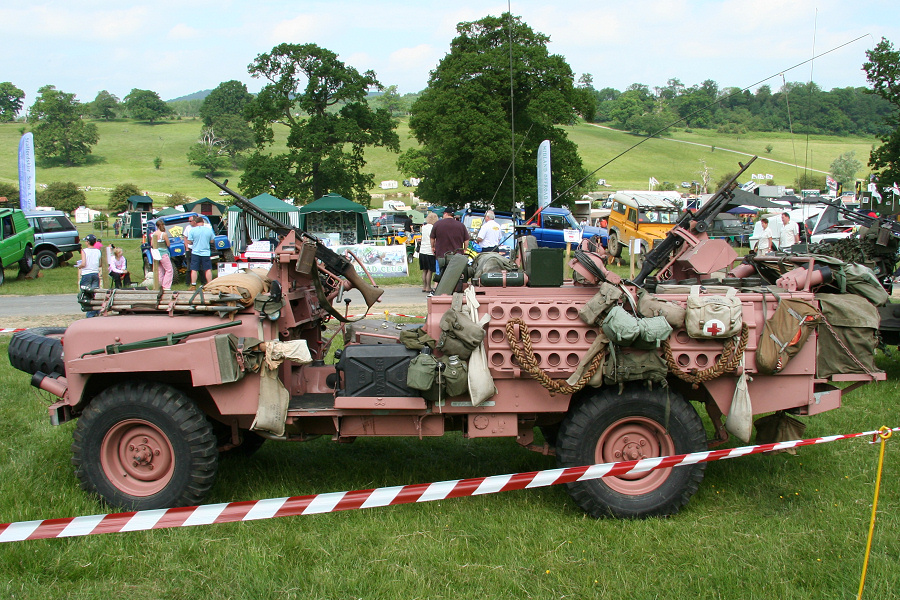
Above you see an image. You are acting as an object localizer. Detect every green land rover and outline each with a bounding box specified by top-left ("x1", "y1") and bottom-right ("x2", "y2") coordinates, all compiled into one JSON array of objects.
[{"x1": 0, "y1": 208, "x2": 36, "y2": 285}]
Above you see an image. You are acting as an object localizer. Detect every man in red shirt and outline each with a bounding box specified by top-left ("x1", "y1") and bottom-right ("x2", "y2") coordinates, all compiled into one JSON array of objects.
[{"x1": 430, "y1": 208, "x2": 470, "y2": 258}]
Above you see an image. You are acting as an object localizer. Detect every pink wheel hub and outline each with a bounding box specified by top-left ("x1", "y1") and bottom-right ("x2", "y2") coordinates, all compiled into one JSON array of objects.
[
  {"x1": 595, "y1": 417, "x2": 675, "y2": 494},
  {"x1": 101, "y1": 419, "x2": 175, "y2": 497}
]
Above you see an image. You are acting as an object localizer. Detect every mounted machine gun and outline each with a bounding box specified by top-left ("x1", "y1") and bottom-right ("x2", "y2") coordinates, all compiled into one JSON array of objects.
[
  {"x1": 206, "y1": 176, "x2": 384, "y2": 319},
  {"x1": 632, "y1": 156, "x2": 758, "y2": 286}
]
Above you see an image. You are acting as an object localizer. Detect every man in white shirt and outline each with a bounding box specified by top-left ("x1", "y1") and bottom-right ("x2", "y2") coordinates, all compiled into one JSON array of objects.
[
  {"x1": 476, "y1": 210, "x2": 502, "y2": 253},
  {"x1": 779, "y1": 213, "x2": 799, "y2": 250}
]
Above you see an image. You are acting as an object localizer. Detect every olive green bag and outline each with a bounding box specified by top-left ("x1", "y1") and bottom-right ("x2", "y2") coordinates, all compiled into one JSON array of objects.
[
  {"x1": 406, "y1": 352, "x2": 439, "y2": 391},
  {"x1": 603, "y1": 345, "x2": 669, "y2": 385},
  {"x1": 436, "y1": 293, "x2": 486, "y2": 360}
]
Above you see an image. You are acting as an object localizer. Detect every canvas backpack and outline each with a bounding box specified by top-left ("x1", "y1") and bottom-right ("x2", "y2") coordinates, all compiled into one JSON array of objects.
[
  {"x1": 436, "y1": 293, "x2": 486, "y2": 360},
  {"x1": 579, "y1": 282, "x2": 624, "y2": 326},
  {"x1": 756, "y1": 297, "x2": 821, "y2": 375},
  {"x1": 686, "y1": 285, "x2": 743, "y2": 339},
  {"x1": 637, "y1": 288, "x2": 686, "y2": 329}
]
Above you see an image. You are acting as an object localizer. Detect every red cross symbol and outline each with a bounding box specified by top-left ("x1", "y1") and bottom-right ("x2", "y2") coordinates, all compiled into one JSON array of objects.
[{"x1": 705, "y1": 321, "x2": 723, "y2": 336}]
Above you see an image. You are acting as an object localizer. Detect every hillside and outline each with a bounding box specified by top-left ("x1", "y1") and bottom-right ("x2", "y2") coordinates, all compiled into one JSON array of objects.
[{"x1": 0, "y1": 118, "x2": 878, "y2": 211}]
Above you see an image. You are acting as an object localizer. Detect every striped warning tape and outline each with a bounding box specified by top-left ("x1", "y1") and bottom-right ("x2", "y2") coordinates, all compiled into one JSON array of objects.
[
  {"x1": 0, "y1": 328, "x2": 26, "y2": 334},
  {"x1": 1, "y1": 426, "x2": 895, "y2": 543}
]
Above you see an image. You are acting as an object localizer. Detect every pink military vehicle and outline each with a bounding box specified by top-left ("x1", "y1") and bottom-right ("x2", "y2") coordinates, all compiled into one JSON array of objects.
[{"x1": 10, "y1": 162, "x2": 885, "y2": 518}]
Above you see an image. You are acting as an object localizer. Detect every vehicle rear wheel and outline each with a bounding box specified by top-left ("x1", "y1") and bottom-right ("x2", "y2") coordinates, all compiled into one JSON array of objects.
[
  {"x1": 8, "y1": 327, "x2": 66, "y2": 376},
  {"x1": 36, "y1": 250, "x2": 59, "y2": 270},
  {"x1": 19, "y1": 245, "x2": 34, "y2": 272},
  {"x1": 607, "y1": 233, "x2": 622, "y2": 258},
  {"x1": 72, "y1": 381, "x2": 218, "y2": 510},
  {"x1": 556, "y1": 386, "x2": 706, "y2": 518}
]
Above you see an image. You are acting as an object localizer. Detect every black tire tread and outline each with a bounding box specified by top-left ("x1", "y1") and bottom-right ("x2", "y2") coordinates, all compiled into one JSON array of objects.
[
  {"x1": 556, "y1": 386, "x2": 706, "y2": 519},
  {"x1": 71, "y1": 381, "x2": 218, "y2": 510},
  {"x1": 8, "y1": 327, "x2": 66, "y2": 376}
]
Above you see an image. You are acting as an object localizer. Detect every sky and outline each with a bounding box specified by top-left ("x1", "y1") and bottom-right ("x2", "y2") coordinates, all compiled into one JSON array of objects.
[{"x1": 2, "y1": 0, "x2": 899, "y2": 109}]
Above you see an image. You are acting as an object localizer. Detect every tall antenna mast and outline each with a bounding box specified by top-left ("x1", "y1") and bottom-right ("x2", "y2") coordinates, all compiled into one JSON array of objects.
[{"x1": 507, "y1": 3, "x2": 516, "y2": 205}]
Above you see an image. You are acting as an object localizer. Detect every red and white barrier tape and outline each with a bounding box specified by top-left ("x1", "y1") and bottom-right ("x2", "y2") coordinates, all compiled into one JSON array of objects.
[
  {"x1": 1, "y1": 426, "x2": 895, "y2": 543},
  {"x1": 0, "y1": 328, "x2": 26, "y2": 334}
]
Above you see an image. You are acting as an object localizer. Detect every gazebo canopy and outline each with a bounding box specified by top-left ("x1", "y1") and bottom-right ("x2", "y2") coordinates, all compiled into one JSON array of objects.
[
  {"x1": 226, "y1": 193, "x2": 301, "y2": 249},
  {"x1": 184, "y1": 197, "x2": 227, "y2": 217},
  {"x1": 155, "y1": 207, "x2": 183, "y2": 216},
  {"x1": 297, "y1": 193, "x2": 372, "y2": 244}
]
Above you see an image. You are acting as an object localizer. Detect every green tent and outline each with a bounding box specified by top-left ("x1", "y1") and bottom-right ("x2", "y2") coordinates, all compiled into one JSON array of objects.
[
  {"x1": 298, "y1": 193, "x2": 372, "y2": 245},
  {"x1": 226, "y1": 193, "x2": 300, "y2": 249},
  {"x1": 154, "y1": 207, "x2": 183, "y2": 217}
]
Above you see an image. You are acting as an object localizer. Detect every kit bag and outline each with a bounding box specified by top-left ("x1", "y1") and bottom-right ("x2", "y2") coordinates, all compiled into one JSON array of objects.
[
  {"x1": 436, "y1": 293, "x2": 486, "y2": 360},
  {"x1": 579, "y1": 282, "x2": 624, "y2": 326},
  {"x1": 634, "y1": 316, "x2": 673, "y2": 350},
  {"x1": 815, "y1": 293, "x2": 879, "y2": 378},
  {"x1": 603, "y1": 345, "x2": 669, "y2": 385},
  {"x1": 756, "y1": 297, "x2": 821, "y2": 375},
  {"x1": 601, "y1": 306, "x2": 641, "y2": 346},
  {"x1": 473, "y1": 252, "x2": 518, "y2": 280},
  {"x1": 842, "y1": 263, "x2": 889, "y2": 307},
  {"x1": 407, "y1": 352, "x2": 439, "y2": 391},
  {"x1": 686, "y1": 285, "x2": 743, "y2": 339},
  {"x1": 439, "y1": 356, "x2": 469, "y2": 397},
  {"x1": 637, "y1": 288, "x2": 686, "y2": 329}
]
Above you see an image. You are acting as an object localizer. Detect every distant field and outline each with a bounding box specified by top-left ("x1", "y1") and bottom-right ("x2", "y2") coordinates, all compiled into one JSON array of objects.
[{"x1": 0, "y1": 117, "x2": 878, "y2": 212}]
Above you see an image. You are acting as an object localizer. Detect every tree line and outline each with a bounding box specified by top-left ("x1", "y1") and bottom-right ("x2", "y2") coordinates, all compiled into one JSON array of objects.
[{"x1": 1, "y1": 20, "x2": 898, "y2": 210}]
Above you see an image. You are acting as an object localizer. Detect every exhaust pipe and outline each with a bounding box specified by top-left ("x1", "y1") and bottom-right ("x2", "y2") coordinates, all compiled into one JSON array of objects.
[{"x1": 31, "y1": 371, "x2": 68, "y2": 399}]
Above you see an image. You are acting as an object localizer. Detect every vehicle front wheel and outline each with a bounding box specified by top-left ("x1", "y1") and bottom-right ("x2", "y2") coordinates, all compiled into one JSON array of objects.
[
  {"x1": 556, "y1": 386, "x2": 707, "y2": 518},
  {"x1": 71, "y1": 381, "x2": 218, "y2": 510},
  {"x1": 36, "y1": 250, "x2": 59, "y2": 270},
  {"x1": 0, "y1": 259, "x2": 5, "y2": 286},
  {"x1": 607, "y1": 233, "x2": 622, "y2": 258}
]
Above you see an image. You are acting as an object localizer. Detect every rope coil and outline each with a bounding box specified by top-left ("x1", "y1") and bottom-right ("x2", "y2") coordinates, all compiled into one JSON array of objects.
[
  {"x1": 662, "y1": 323, "x2": 750, "y2": 387},
  {"x1": 505, "y1": 318, "x2": 603, "y2": 394}
]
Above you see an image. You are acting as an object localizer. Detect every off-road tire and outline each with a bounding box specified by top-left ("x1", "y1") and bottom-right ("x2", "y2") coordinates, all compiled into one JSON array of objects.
[
  {"x1": 8, "y1": 327, "x2": 66, "y2": 376},
  {"x1": 36, "y1": 249, "x2": 59, "y2": 270},
  {"x1": 607, "y1": 232, "x2": 622, "y2": 258},
  {"x1": 556, "y1": 386, "x2": 706, "y2": 519},
  {"x1": 71, "y1": 381, "x2": 218, "y2": 510},
  {"x1": 19, "y1": 245, "x2": 34, "y2": 273}
]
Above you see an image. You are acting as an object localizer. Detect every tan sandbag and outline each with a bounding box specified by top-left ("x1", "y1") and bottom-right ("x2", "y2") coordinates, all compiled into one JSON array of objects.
[{"x1": 203, "y1": 269, "x2": 271, "y2": 306}]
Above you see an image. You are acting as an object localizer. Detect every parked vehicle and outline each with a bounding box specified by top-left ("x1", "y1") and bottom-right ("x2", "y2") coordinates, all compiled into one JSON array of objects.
[
  {"x1": 527, "y1": 207, "x2": 607, "y2": 250},
  {"x1": 707, "y1": 214, "x2": 752, "y2": 245},
  {"x1": 456, "y1": 208, "x2": 520, "y2": 256},
  {"x1": 606, "y1": 193, "x2": 679, "y2": 266},
  {"x1": 25, "y1": 210, "x2": 80, "y2": 269},
  {"x1": 0, "y1": 208, "x2": 35, "y2": 285},
  {"x1": 9, "y1": 166, "x2": 884, "y2": 521}
]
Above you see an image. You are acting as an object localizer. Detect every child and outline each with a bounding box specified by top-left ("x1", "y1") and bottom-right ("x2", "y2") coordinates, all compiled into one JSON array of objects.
[{"x1": 107, "y1": 245, "x2": 131, "y2": 288}]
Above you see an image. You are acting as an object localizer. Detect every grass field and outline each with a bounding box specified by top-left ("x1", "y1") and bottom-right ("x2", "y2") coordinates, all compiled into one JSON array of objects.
[
  {"x1": 0, "y1": 333, "x2": 897, "y2": 599},
  {"x1": 0, "y1": 118, "x2": 878, "y2": 213}
]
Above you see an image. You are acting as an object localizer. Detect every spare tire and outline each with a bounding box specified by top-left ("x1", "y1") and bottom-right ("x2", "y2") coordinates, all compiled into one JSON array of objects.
[{"x1": 8, "y1": 327, "x2": 66, "y2": 376}]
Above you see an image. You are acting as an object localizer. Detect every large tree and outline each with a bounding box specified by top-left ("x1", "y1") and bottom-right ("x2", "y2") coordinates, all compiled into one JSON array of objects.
[
  {"x1": 187, "y1": 127, "x2": 228, "y2": 175},
  {"x1": 0, "y1": 82, "x2": 25, "y2": 122},
  {"x1": 39, "y1": 181, "x2": 86, "y2": 213},
  {"x1": 124, "y1": 89, "x2": 174, "y2": 123},
  {"x1": 405, "y1": 13, "x2": 587, "y2": 210},
  {"x1": 863, "y1": 37, "x2": 900, "y2": 189},
  {"x1": 29, "y1": 85, "x2": 99, "y2": 166},
  {"x1": 210, "y1": 114, "x2": 255, "y2": 167},
  {"x1": 89, "y1": 90, "x2": 120, "y2": 120},
  {"x1": 830, "y1": 151, "x2": 863, "y2": 186},
  {"x1": 243, "y1": 43, "x2": 399, "y2": 203},
  {"x1": 200, "y1": 80, "x2": 255, "y2": 127},
  {"x1": 108, "y1": 183, "x2": 141, "y2": 213}
]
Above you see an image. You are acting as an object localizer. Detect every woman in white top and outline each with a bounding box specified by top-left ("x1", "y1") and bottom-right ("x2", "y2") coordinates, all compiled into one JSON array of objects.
[
  {"x1": 419, "y1": 212, "x2": 438, "y2": 293},
  {"x1": 78, "y1": 234, "x2": 102, "y2": 317}
]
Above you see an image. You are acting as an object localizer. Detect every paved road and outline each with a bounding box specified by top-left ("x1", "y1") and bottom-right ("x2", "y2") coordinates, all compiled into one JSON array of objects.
[{"x1": 0, "y1": 285, "x2": 429, "y2": 318}]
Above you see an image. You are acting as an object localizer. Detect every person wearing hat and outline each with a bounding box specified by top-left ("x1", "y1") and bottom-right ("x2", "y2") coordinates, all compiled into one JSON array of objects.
[{"x1": 78, "y1": 235, "x2": 103, "y2": 317}]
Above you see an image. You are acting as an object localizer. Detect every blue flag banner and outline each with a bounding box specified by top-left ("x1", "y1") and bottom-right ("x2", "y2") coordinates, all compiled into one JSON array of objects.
[
  {"x1": 537, "y1": 140, "x2": 551, "y2": 208},
  {"x1": 18, "y1": 133, "x2": 36, "y2": 211}
]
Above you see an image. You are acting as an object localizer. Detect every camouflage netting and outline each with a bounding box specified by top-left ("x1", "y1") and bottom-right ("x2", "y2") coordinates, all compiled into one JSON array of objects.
[{"x1": 807, "y1": 230, "x2": 899, "y2": 278}]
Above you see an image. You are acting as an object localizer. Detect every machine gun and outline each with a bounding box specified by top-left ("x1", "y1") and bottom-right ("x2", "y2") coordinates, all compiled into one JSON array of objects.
[
  {"x1": 815, "y1": 198, "x2": 900, "y2": 241},
  {"x1": 205, "y1": 176, "x2": 384, "y2": 313},
  {"x1": 632, "y1": 156, "x2": 758, "y2": 286}
]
